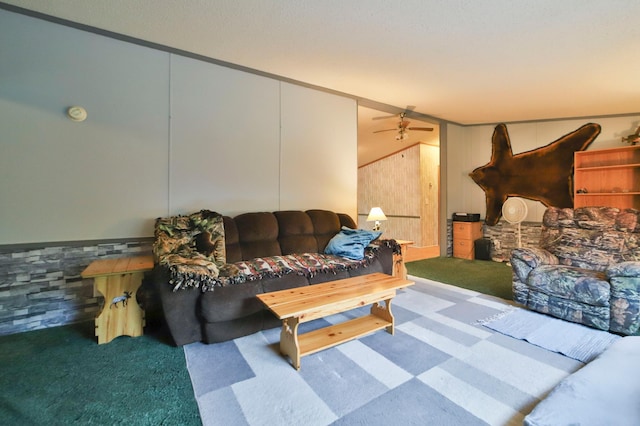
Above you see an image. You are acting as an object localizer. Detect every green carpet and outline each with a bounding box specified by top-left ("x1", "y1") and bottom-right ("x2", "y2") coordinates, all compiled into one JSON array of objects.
[
  {"x1": 406, "y1": 256, "x2": 513, "y2": 300},
  {"x1": 0, "y1": 320, "x2": 200, "y2": 425}
]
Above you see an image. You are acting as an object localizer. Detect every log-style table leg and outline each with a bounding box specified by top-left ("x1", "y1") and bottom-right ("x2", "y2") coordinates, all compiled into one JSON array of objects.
[
  {"x1": 370, "y1": 298, "x2": 395, "y2": 334},
  {"x1": 280, "y1": 316, "x2": 301, "y2": 370}
]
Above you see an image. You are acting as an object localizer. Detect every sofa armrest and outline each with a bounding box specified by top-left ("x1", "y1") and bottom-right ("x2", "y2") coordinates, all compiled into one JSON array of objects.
[
  {"x1": 606, "y1": 261, "x2": 640, "y2": 335},
  {"x1": 510, "y1": 248, "x2": 559, "y2": 283},
  {"x1": 154, "y1": 266, "x2": 203, "y2": 346}
]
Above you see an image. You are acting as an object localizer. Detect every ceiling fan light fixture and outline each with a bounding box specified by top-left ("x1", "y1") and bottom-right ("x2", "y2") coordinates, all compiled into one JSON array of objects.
[
  {"x1": 373, "y1": 111, "x2": 432, "y2": 141},
  {"x1": 395, "y1": 131, "x2": 409, "y2": 141}
]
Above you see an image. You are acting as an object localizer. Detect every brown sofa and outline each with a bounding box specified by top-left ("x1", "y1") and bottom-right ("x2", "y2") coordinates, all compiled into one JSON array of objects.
[{"x1": 153, "y1": 209, "x2": 397, "y2": 346}]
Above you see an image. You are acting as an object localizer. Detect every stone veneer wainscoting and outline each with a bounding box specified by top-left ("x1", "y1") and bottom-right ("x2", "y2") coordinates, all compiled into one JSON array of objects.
[
  {"x1": 483, "y1": 220, "x2": 542, "y2": 261},
  {"x1": 0, "y1": 239, "x2": 154, "y2": 336}
]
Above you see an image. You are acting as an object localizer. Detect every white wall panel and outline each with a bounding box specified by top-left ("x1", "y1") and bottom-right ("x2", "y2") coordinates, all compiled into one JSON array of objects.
[
  {"x1": 445, "y1": 123, "x2": 476, "y2": 216},
  {"x1": 0, "y1": 10, "x2": 169, "y2": 244},
  {"x1": 0, "y1": 10, "x2": 360, "y2": 244},
  {"x1": 280, "y1": 83, "x2": 357, "y2": 219},
  {"x1": 169, "y1": 56, "x2": 280, "y2": 216}
]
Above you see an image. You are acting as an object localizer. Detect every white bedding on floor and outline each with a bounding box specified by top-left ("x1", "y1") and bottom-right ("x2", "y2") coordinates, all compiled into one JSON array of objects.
[{"x1": 524, "y1": 336, "x2": 640, "y2": 426}]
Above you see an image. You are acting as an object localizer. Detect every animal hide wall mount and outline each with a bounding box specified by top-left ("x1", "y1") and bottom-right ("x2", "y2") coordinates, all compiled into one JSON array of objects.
[{"x1": 469, "y1": 123, "x2": 601, "y2": 226}]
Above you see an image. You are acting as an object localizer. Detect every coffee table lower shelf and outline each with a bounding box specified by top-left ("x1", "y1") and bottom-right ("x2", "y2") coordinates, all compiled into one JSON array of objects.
[{"x1": 296, "y1": 313, "x2": 393, "y2": 357}]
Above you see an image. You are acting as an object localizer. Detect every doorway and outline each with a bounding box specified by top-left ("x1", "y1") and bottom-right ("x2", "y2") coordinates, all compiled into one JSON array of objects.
[{"x1": 356, "y1": 105, "x2": 440, "y2": 260}]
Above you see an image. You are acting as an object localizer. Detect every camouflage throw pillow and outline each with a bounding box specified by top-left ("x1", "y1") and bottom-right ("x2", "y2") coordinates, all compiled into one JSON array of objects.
[
  {"x1": 188, "y1": 210, "x2": 226, "y2": 265},
  {"x1": 153, "y1": 210, "x2": 227, "y2": 288}
]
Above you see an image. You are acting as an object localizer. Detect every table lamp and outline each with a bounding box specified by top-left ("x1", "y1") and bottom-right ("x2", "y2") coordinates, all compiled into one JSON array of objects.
[{"x1": 366, "y1": 207, "x2": 387, "y2": 231}]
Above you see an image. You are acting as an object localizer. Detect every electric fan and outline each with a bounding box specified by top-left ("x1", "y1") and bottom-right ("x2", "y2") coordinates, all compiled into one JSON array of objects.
[{"x1": 502, "y1": 197, "x2": 528, "y2": 248}]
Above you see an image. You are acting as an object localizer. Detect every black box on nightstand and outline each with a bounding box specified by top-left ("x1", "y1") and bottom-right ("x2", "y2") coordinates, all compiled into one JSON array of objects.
[{"x1": 452, "y1": 213, "x2": 480, "y2": 222}]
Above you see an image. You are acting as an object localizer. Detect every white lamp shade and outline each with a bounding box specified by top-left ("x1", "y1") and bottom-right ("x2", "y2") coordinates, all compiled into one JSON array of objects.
[{"x1": 366, "y1": 207, "x2": 387, "y2": 222}]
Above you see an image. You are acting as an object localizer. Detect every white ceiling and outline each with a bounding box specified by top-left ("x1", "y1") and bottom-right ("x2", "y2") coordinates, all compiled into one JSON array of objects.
[
  {"x1": 358, "y1": 106, "x2": 440, "y2": 166},
  {"x1": 3, "y1": 1, "x2": 640, "y2": 138}
]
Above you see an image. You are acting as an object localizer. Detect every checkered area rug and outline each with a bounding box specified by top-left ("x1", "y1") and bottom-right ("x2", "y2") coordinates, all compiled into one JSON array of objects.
[{"x1": 184, "y1": 277, "x2": 584, "y2": 425}]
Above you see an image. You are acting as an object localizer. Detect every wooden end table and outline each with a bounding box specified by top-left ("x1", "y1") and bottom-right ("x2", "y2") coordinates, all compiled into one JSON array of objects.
[
  {"x1": 81, "y1": 255, "x2": 154, "y2": 344},
  {"x1": 393, "y1": 240, "x2": 414, "y2": 280},
  {"x1": 257, "y1": 273, "x2": 414, "y2": 370}
]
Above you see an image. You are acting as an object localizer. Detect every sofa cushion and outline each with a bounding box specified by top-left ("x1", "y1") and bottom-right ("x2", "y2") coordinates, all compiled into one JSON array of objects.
[
  {"x1": 527, "y1": 291, "x2": 611, "y2": 331},
  {"x1": 274, "y1": 211, "x2": 319, "y2": 255},
  {"x1": 528, "y1": 265, "x2": 610, "y2": 306},
  {"x1": 540, "y1": 206, "x2": 640, "y2": 271},
  {"x1": 235, "y1": 212, "x2": 282, "y2": 260},
  {"x1": 307, "y1": 209, "x2": 343, "y2": 251},
  {"x1": 550, "y1": 228, "x2": 626, "y2": 270},
  {"x1": 222, "y1": 216, "x2": 241, "y2": 263},
  {"x1": 261, "y1": 274, "x2": 310, "y2": 293},
  {"x1": 337, "y1": 213, "x2": 357, "y2": 229},
  {"x1": 199, "y1": 279, "x2": 264, "y2": 322},
  {"x1": 202, "y1": 312, "x2": 265, "y2": 344}
]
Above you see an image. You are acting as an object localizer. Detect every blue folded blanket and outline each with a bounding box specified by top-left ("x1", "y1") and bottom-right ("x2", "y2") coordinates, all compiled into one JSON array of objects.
[{"x1": 324, "y1": 227, "x2": 382, "y2": 260}]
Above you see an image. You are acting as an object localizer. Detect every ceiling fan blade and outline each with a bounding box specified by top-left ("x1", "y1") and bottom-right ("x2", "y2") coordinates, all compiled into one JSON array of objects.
[
  {"x1": 373, "y1": 129, "x2": 397, "y2": 133},
  {"x1": 372, "y1": 114, "x2": 399, "y2": 121},
  {"x1": 407, "y1": 127, "x2": 434, "y2": 131}
]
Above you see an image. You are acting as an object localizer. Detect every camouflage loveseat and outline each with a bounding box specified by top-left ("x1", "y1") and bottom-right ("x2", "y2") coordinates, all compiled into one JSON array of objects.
[
  {"x1": 153, "y1": 209, "x2": 398, "y2": 346},
  {"x1": 511, "y1": 206, "x2": 640, "y2": 335}
]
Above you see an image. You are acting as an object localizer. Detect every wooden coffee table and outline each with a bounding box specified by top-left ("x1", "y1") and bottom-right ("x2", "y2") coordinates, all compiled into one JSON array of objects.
[{"x1": 257, "y1": 273, "x2": 414, "y2": 370}]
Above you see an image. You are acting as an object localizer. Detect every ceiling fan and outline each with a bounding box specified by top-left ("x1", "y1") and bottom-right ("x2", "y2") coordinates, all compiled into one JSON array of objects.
[
  {"x1": 373, "y1": 112, "x2": 433, "y2": 141},
  {"x1": 621, "y1": 126, "x2": 640, "y2": 145}
]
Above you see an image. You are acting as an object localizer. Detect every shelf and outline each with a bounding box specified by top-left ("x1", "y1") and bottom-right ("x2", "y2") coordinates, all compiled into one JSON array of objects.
[
  {"x1": 575, "y1": 192, "x2": 640, "y2": 196},
  {"x1": 576, "y1": 163, "x2": 640, "y2": 171},
  {"x1": 575, "y1": 145, "x2": 640, "y2": 168},
  {"x1": 298, "y1": 314, "x2": 391, "y2": 357},
  {"x1": 574, "y1": 145, "x2": 640, "y2": 210}
]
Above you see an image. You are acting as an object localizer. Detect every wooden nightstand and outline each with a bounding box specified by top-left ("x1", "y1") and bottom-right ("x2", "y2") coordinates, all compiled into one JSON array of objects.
[
  {"x1": 452, "y1": 222, "x2": 482, "y2": 260},
  {"x1": 393, "y1": 240, "x2": 414, "y2": 280},
  {"x1": 81, "y1": 255, "x2": 154, "y2": 344}
]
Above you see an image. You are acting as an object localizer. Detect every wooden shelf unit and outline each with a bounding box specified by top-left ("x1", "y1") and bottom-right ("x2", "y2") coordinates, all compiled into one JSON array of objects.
[{"x1": 574, "y1": 145, "x2": 640, "y2": 209}]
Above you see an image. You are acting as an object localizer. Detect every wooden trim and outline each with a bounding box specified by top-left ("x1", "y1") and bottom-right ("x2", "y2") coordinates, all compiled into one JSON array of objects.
[
  {"x1": 358, "y1": 142, "x2": 430, "y2": 168},
  {"x1": 405, "y1": 245, "x2": 440, "y2": 262}
]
